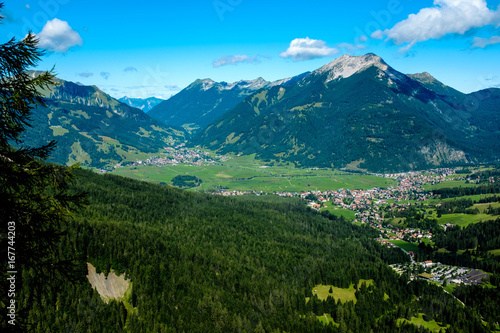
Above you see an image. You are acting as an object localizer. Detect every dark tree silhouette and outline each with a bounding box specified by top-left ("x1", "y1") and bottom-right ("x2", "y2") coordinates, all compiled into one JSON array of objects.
[{"x1": 0, "y1": 4, "x2": 84, "y2": 329}]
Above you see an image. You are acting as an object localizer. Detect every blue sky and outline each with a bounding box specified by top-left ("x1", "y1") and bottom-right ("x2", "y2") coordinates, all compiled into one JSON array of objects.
[{"x1": 1, "y1": 0, "x2": 500, "y2": 99}]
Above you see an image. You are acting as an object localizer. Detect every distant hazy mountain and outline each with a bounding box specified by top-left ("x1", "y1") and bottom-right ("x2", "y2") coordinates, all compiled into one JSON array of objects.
[
  {"x1": 194, "y1": 53, "x2": 500, "y2": 172},
  {"x1": 148, "y1": 73, "x2": 310, "y2": 134},
  {"x1": 118, "y1": 96, "x2": 164, "y2": 113},
  {"x1": 21, "y1": 73, "x2": 185, "y2": 169}
]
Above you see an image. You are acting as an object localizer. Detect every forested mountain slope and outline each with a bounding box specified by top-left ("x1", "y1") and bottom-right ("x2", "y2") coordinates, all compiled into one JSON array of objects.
[
  {"x1": 14, "y1": 169, "x2": 493, "y2": 332},
  {"x1": 148, "y1": 73, "x2": 310, "y2": 134},
  {"x1": 18, "y1": 74, "x2": 185, "y2": 169},
  {"x1": 195, "y1": 54, "x2": 500, "y2": 172}
]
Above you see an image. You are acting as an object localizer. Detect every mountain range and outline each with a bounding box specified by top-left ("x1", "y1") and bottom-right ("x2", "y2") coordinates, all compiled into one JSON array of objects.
[
  {"x1": 22, "y1": 53, "x2": 500, "y2": 172},
  {"x1": 20, "y1": 73, "x2": 185, "y2": 169},
  {"x1": 148, "y1": 73, "x2": 309, "y2": 133},
  {"x1": 190, "y1": 53, "x2": 499, "y2": 172},
  {"x1": 118, "y1": 96, "x2": 164, "y2": 113}
]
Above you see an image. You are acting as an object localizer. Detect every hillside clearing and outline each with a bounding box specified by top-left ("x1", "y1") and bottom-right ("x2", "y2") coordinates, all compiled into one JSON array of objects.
[
  {"x1": 86, "y1": 263, "x2": 130, "y2": 303},
  {"x1": 312, "y1": 280, "x2": 374, "y2": 304}
]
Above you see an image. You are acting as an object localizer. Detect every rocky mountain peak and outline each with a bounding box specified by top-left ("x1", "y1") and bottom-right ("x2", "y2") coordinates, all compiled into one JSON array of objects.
[{"x1": 314, "y1": 53, "x2": 400, "y2": 83}]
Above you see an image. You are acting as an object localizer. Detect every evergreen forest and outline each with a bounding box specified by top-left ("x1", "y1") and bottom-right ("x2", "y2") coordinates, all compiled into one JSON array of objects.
[{"x1": 5, "y1": 169, "x2": 499, "y2": 332}]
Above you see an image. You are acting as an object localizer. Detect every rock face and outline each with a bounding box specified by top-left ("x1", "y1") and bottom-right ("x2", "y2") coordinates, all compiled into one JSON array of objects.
[{"x1": 86, "y1": 263, "x2": 130, "y2": 303}]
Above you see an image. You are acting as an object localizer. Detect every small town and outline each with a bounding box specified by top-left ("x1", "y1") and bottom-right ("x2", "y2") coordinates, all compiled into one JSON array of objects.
[
  {"x1": 216, "y1": 168, "x2": 454, "y2": 241},
  {"x1": 111, "y1": 147, "x2": 495, "y2": 289},
  {"x1": 217, "y1": 167, "x2": 492, "y2": 286},
  {"x1": 118, "y1": 145, "x2": 231, "y2": 168},
  {"x1": 390, "y1": 261, "x2": 487, "y2": 286}
]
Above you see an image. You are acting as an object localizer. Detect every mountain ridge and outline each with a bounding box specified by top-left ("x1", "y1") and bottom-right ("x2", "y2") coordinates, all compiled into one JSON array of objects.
[
  {"x1": 118, "y1": 96, "x2": 164, "y2": 113},
  {"x1": 20, "y1": 74, "x2": 185, "y2": 169},
  {"x1": 194, "y1": 53, "x2": 499, "y2": 172},
  {"x1": 148, "y1": 72, "x2": 311, "y2": 133}
]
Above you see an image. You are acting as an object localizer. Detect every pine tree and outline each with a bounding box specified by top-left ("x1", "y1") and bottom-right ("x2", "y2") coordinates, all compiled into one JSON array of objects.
[{"x1": 0, "y1": 3, "x2": 84, "y2": 330}]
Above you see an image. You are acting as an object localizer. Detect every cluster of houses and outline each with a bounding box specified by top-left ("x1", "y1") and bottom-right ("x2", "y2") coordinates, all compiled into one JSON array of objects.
[
  {"x1": 130, "y1": 147, "x2": 230, "y2": 167},
  {"x1": 391, "y1": 262, "x2": 487, "y2": 286},
  {"x1": 418, "y1": 264, "x2": 487, "y2": 285},
  {"x1": 274, "y1": 169, "x2": 456, "y2": 214},
  {"x1": 215, "y1": 169, "x2": 462, "y2": 250},
  {"x1": 217, "y1": 169, "x2": 459, "y2": 221},
  {"x1": 382, "y1": 168, "x2": 457, "y2": 184},
  {"x1": 455, "y1": 174, "x2": 497, "y2": 184},
  {"x1": 379, "y1": 227, "x2": 433, "y2": 242},
  {"x1": 219, "y1": 190, "x2": 264, "y2": 196}
]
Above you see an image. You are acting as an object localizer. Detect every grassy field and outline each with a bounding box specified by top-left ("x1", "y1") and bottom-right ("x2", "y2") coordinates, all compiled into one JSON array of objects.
[
  {"x1": 392, "y1": 194, "x2": 499, "y2": 228},
  {"x1": 387, "y1": 218, "x2": 405, "y2": 227},
  {"x1": 488, "y1": 249, "x2": 500, "y2": 256},
  {"x1": 423, "y1": 180, "x2": 479, "y2": 191},
  {"x1": 420, "y1": 193, "x2": 499, "y2": 227},
  {"x1": 437, "y1": 213, "x2": 496, "y2": 228},
  {"x1": 50, "y1": 125, "x2": 69, "y2": 136},
  {"x1": 112, "y1": 154, "x2": 396, "y2": 193},
  {"x1": 389, "y1": 240, "x2": 421, "y2": 255},
  {"x1": 320, "y1": 206, "x2": 357, "y2": 220},
  {"x1": 423, "y1": 194, "x2": 499, "y2": 206},
  {"x1": 316, "y1": 313, "x2": 338, "y2": 327},
  {"x1": 397, "y1": 313, "x2": 449, "y2": 332},
  {"x1": 420, "y1": 238, "x2": 435, "y2": 246},
  {"x1": 474, "y1": 202, "x2": 500, "y2": 213},
  {"x1": 312, "y1": 280, "x2": 374, "y2": 304},
  {"x1": 312, "y1": 284, "x2": 357, "y2": 303},
  {"x1": 444, "y1": 283, "x2": 457, "y2": 294}
]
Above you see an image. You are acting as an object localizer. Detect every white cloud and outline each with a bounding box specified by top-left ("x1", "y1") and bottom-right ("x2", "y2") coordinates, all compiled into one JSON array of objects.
[
  {"x1": 373, "y1": 0, "x2": 500, "y2": 52},
  {"x1": 357, "y1": 35, "x2": 368, "y2": 43},
  {"x1": 472, "y1": 35, "x2": 500, "y2": 48},
  {"x1": 164, "y1": 84, "x2": 180, "y2": 91},
  {"x1": 77, "y1": 72, "x2": 93, "y2": 78},
  {"x1": 37, "y1": 18, "x2": 82, "y2": 53},
  {"x1": 212, "y1": 54, "x2": 265, "y2": 67},
  {"x1": 100, "y1": 72, "x2": 110, "y2": 80},
  {"x1": 371, "y1": 30, "x2": 384, "y2": 40},
  {"x1": 213, "y1": 55, "x2": 249, "y2": 67},
  {"x1": 280, "y1": 37, "x2": 340, "y2": 61}
]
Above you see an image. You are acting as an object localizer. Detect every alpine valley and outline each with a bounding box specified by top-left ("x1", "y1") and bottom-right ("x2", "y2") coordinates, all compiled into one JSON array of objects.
[
  {"x1": 6, "y1": 43, "x2": 500, "y2": 333},
  {"x1": 23, "y1": 54, "x2": 500, "y2": 173}
]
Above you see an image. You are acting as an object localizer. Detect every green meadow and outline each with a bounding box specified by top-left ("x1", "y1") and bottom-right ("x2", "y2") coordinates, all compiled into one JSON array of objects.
[
  {"x1": 423, "y1": 194, "x2": 499, "y2": 206},
  {"x1": 389, "y1": 240, "x2": 422, "y2": 255},
  {"x1": 423, "y1": 180, "x2": 479, "y2": 191},
  {"x1": 317, "y1": 313, "x2": 338, "y2": 327},
  {"x1": 437, "y1": 213, "x2": 496, "y2": 228},
  {"x1": 397, "y1": 313, "x2": 449, "y2": 332},
  {"x1": 311, "y1": 280, "x2": 374, "y2": 304},
  {"x1": 488, "y1": 249, "x2": 500, "y2": 257},
  {"x1": 112, "y1": 154, "x2": 396, "y2": 193},
  {"x1": 320, "y1": 206, "x2": 357, "y2": 220}
]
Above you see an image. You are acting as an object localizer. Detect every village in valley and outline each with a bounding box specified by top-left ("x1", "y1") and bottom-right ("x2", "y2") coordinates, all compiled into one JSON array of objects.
[
  {"x1": 217, "y1": 167, "x2": 496, "y2": 287},
  {"x1": 111, "y1": 146, "x2": 498, "y2": 288},
  {"x1": 111, "y1": 145, "x2": 231, "y2": 170}
]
